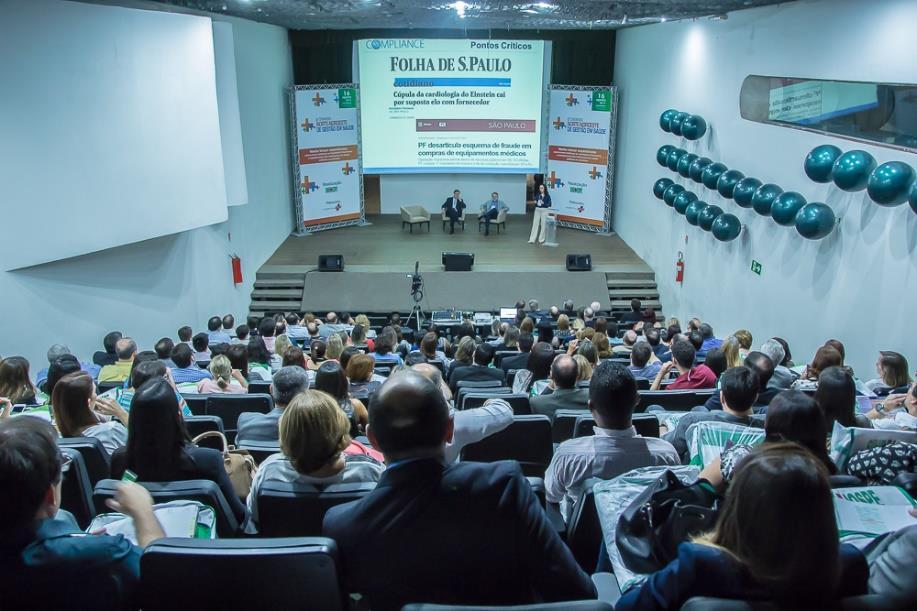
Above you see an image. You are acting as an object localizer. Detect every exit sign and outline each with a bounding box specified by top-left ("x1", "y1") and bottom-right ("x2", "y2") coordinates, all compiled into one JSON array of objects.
[{"x1": 751, "y1": 260, "x2": 762, "y2": 275}]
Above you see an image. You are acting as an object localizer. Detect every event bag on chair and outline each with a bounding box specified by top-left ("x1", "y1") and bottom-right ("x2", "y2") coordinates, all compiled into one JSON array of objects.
[
  {"x1": 615, "y1": 469, "x2": 721, "y2": 573},
  {"x1": 192, "y1": 430, "x2": 257, "y2": 499}
]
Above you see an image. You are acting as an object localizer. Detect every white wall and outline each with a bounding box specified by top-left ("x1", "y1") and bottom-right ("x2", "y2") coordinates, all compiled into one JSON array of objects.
[
  {"x1": 380, "y1": 173, "x2": 527, "y2": 215},
  {"x1": 0, "y1": 5, "x2": 293, "y2": 372},
  {"x1": 612, "y1": 0, "x2": 917, "y2": 377}
]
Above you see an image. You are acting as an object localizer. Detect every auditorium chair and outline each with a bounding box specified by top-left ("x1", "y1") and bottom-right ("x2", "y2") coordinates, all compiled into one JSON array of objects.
[
  {"x1": 635, "y1": 389, "x2": 716, "y2": 412},
  {"x1": 463, "y1": 392, "x2": 531, "y2": 415},
  {"x1": 204, "y1": 393, "x2": 273, "y2": 444},
  {"x1": 680, "y1": 595, "x2": 902, "y2": 610},
  {"x1": 58, "y1": 436, "x2": 111, "y2": 487},
  {"x1": 374, "y1": 365, "x2": 393, "y2": 377},
  {"x1": 402, "y1": 602, "x2": 613, "y2": 611},
  {"x1": 441, "y1": 206, "x2": 467, "y2": 231},
  {"x1": 565, "y1": 477, "x2": 603, "y2": 573},
  {"x1": 184, "y1": 415, "x2": 225, "y2": 451},
  {"x1": 236, "y1": 439, "x2": 281, "y2": 464},
  {"x1": 552, "y1": 409, "x2": 589, "y2": 443},
  {"x1": 477, "y1": 204, "x2": 507, "y2": 234},
  {"x1": 93, "y1": 479, "x2": 241, "y2": 537},
  {"x1": 60, "y1": 447, "x2": 96, "y2": 529},
  {"x1": 457, "y1": 385, "x2": 511, "y2": 410},
  {"x1": 460, "y1": 415, "x2": 553, "y2": 477},
  {"x1": 255, "y1": 481, "x2": 377, "y2": 537},
  {"x1": 248, "y1": 380, "x2": 271, "y2": 395},
  {"x1": 180, "y1": 392, "x2": 209, "y2": 415},
  {"x1": 401, "y1": 205, "x2": 431, "y2": 232},
  {"x1": 96, "y1": 380, "x2": 123, "y2": 394},
  {"x1": 574, "y1": 413, "x2": 660, "y2": 438},
  {"x1": 493, "y1": 350, "x2": 517, "y2": 368},
  {"x1": 140, "y1": 537, "x2": 344, "y2": 611}
]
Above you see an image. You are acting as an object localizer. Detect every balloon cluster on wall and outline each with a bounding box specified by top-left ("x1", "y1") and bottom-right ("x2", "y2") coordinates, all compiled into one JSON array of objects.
[
  {"x1": 659, "y1": 109, "x2": 707, "y2": 140},
  {"x1": 655, "y1": 144, "x2": 836, "y2": 240},
  {"x1": 804, "y1": 145, "x2": 917, "y2": 213}
]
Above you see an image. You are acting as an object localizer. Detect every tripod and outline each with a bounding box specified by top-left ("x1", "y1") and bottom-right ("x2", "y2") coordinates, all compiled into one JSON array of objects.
[{"x1": 407, "y1": 303, "x2": 426, "y2": 333}]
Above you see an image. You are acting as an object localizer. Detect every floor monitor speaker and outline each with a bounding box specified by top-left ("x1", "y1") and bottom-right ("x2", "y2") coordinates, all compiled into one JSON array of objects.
[
  {"x1": 442, "y1": 252, "x2": 474, "y2": 271},
  {"x1": 566, "y1": 253, "x2": 592, "y2": 272},
  {"x1": 318, "y1": 254, "x2": 344, "y2": 272}
]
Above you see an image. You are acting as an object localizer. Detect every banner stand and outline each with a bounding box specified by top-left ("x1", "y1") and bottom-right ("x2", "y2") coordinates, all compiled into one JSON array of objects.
[{"x1": 290, "y1": 83, "x2": 364, "y2": 235}]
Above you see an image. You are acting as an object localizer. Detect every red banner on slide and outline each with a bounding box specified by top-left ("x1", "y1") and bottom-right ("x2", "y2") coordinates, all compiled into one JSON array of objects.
[{"x1": 415, "y1": 119, "x2": 536, "y2": 132}]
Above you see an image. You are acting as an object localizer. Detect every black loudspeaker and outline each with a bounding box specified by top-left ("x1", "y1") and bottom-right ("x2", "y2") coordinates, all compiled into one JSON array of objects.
[
  {"x1": 318, "y1": 254, "x2": 344, "y2": 272},
  {"x1": 566, "y1": 253, "x2": 592, "y2": 272},
  {"x1": 442, "y1": 252, "x2": 474, "y2": 271}
]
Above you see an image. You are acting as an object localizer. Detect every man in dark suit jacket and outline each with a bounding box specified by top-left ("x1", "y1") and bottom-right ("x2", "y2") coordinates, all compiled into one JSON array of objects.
[
  {"x1": 442, "y1": 189, "x2": 466, "y2": 234},
  {"x1": 323, "y1": 372, "x2": 596, "y2": 611},
  {"x1": 619, "y1": 299, "x2": 643, "y2": 324},
  {"x1": 448, "y1": 342, "x2": 505, "y2": 394},
  {"x1": 501, "y1": 333, "x2": 534, "y2": 372},
  {"x1": 531, "y1": 355, "x2": 589, "y2": 420}
]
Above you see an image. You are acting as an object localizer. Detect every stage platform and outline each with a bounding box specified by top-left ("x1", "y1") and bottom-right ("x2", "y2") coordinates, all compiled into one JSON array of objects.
[{"x1": 252, "y1": 214, "x2": 659, "y2": 315}]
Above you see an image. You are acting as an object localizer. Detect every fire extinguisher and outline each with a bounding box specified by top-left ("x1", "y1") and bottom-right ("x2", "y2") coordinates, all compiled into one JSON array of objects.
[
  {"x1": 675, "y1": 251, "x2": 685, "y2": 284},
  {"x1": 230, "y1": 255, "x2": 243, "y2": 285}
]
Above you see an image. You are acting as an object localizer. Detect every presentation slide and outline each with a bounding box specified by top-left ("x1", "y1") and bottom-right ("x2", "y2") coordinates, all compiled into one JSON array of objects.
[{"x1": 358, "y1": 39, "x2": 546, "y2": 174}]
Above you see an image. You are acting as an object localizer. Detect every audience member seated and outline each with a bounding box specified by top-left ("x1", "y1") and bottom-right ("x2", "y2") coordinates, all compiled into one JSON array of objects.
[
  {"x1": 531, "y1": 355, "x2": 589, "y2": 419},
  {"x1": 346, "y1": 353, "x2": 382, "y2": 399},
  {"x1": 792, "y1": 344, "x2": 843, "y2": 391},
  {"x1": 110, "y1": 378, "x2": 247, "y2": 522},
  {"x1": 688, "y1": 329, "x2": 706, "y2": 358},
  {"x1": 92, "y1": 330, "x2": 122, "y2": 367},
  {"x1": 593, "y1": 332, "x2": 612, "y2": 360},
  {"x1": 0, "y1": 356, "x2": 42, "y2": 406},
  {"x1": 546, "y1": 362, "x2": 678, "y2": 520},
  {"x1": 866, "y1": 379, "x2": 917, "y2": 431},
  {"x1": 0, "y1": 417, "x2": 165, "y2": 610},
  {"x1": 371, "y1": 327, "x2": 404, "y2": 367},
  {"x1": 245, "y1": 389, "x2": 384, "y2": 532},
  {"x1": 864, "y1": 351, "x2": 911, "y2": 396},
  {"x1": 257, "y1": 317, "x2": 277, "y2": 353},
  {"x1": 232, "y1": 324, "x2": 250, "y2": 346},
  {"x1": 322, "y1": 371, "x2": 596, "y2": 610},
  {"x1": 43, "y1": 354, "x2": 82, "y2": 398},
  {"x1": 108, "y1": 360, "x2": 192, "y2": 417},
  {"x1": 314, "y1": 361, "x2": 368, "y2": 437},
  {"x1": 628, "y1": 342, "x2": 661, "y2": 380},
  {"x1": 270, "y1": 334, "x2": 293, "y2": 371},
  {"x1": 97, "y1": 338, "x2": 138, "y2": 383},
  {"x1": 733, "y1": 329, "x2": 753, "y2": 359},
  {"x1": 573, "y1": 354, "x2": 593, "y2": 383},
  {"x1": 190, "y1": 333, "x2": 211, "y2": 365},
  {"x1": 310, "y1": 339, "x2": 327, "y2": 366},
  {"x1": 722, "y1": 336, "x2": 744, "y2": 369},
  {"x1": 660, "y1": 365, "x2": 763, "y2": 460},
  {"x1": 612, "y1": 330, "x2": 637, "y2": 356},
  {"x1": 555, "y1": 314, "x2": 574, "y2": 345},
  {"x1": 35, "y1": 344, "x2": 100, "y2": 388},
  {"x1": 644, "y1": 327, "x2": 665, "y2": 360},
  {"x1": 284, "y1": 313, "x2": 308, "y2": 341},
  {"x1": 207, "y1": 315, "x2": 231, "y2": 346},
  {"x1": 247, "y1": 336, "x2": 274, "y2": 381},
  {"x1": 237, "y1": 366, "x2": 306, "y2": 444},
  {"x1": 349, "y1": 322, "x2": 372, "y2": 352},
  {"x1": 619, "y1": 298, "x2": 643, "y2": 323},
  {"x1": 699, "y1": 323, "x2": 723, "y2": 352},
  {"x1": 500, "y1": 332, "x2": 534, "y2": 372},
  {"x1": 52, "y1": 371, "x2": 129, "y2": 454},
  {"x1": 815, "y1": 366, "x2": 871, "y2": 429},
  {"x1": 513, "y1": 341, "x2": 555, "y2": 395},
  {"x1": 702, "y1": 347, "x2": 727, "y2": 379},
  {"x1": 704, "y1": 351, "x2": 777, "y2": 412},
  {"x1": 616, "y1": 443, "x2": 867, "y2": 610},
  {"x1": 196, "y1": 355, "x2": 247, "y2": 394},
  {"x1": 700, "y1": 390, "x2": 837, "y2": 490},
  {"x1": 759, "y1": 337, "x2": 798, "y2": 390},
  {"x1": 651, "y1": 340, "x2": 716, "y2": 391},
  {"x1": 448, "y1": 342, "x2": 505, "y2": 393},
  {"x1": 169, "y1": 343, "x2": 212, "y2": 384},
  {"x1": 153, "y1": 337, "x2": 175, "y2": 369},
  {"x1": 847, "y1": 441, "x2": 917, "y2": 485}
]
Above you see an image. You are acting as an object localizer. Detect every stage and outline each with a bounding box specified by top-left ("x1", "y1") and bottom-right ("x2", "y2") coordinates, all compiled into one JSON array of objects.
[{"x1": 252, "y1": 214, "x2": 659, "y2": 314}]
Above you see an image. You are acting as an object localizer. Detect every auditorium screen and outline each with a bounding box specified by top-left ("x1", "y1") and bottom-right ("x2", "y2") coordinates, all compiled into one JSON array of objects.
[{"x1": 357, "y1": 38, "x2": 548, "y2": 174}]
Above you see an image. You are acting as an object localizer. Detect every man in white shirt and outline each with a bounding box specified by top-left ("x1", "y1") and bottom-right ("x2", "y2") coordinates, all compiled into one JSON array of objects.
[
  {"x1": 546, "y1": 361, "x2": 679, "y2": 521},
  {"x1": 412, "y1": 363, "x2": 513, "y2": 463},
  {"x1": 285, "y1": 313, "x2": 309, "y2": 340}
]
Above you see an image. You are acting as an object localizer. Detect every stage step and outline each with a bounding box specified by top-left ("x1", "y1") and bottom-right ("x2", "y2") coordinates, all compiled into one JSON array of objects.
[
  {"x1": 606, "y1": 288, "x2": 660, "y2": 298},
  {"x1": 253, "y1": 278, "x2": 305, "y2": 288},
  {"x1": 605, "y1": 269, "x2": 663, "y2": 319},
  {"x1": 251, "y1": 288, "x2": 302, "y2": 299}
]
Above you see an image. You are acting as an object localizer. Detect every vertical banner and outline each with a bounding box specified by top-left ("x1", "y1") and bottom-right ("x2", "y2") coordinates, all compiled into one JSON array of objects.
[
  {"x1": 290, "y1": 84, "x2": 363, "y2": 232},
  {"x1": 545, "y1": 85, "x2": 618, "y2": 232}
]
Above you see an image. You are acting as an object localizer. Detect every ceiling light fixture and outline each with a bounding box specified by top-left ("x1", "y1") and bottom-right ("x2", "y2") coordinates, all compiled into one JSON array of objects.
[{"x1": 452, "y1": 1, "x2": 468, "y2": 18}]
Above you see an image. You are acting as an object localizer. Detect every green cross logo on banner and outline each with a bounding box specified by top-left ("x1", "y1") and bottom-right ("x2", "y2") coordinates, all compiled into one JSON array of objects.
[
  {"x1": 338, "y1": 87, "x2": 357, "y2": 108},
  {"x1": 592, "y1": 90, "x2": 611, "y2": 112}
]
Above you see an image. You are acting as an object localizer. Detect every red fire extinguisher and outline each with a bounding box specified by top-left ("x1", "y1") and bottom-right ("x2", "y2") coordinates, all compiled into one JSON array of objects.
[
  {"x1": 675, "y1": 251, "x2": 685, "y2": 284},
  {"x1": 231, "y1": 255, "x2": 243, "y2": 285}
]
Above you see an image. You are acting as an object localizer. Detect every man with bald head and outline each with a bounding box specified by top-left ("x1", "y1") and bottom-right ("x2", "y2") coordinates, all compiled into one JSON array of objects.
[
  {"x1": 530, "y1": 354, "x2": 589, "y2": 419},
  {"x1": 323, "y1": 371, "x2": 595, "y2": 610}
]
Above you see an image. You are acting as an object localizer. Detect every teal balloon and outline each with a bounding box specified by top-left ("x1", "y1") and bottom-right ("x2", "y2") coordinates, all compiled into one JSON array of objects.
[
  {"x1": 666, "y1": 147, "x2": 687, "y2": 171},
  {"x1": 712, "y1": 213, "x2": 742, "y2": 242},
  {"x1": 911, "y1": 180, "x2": 917, "y2": 214},
  {"x1": 663, "y1": 184, "x2": 685, "y2": 207},
  {"x1": 771, "y1": 191, "x2": 808, "y2": 226},
  {"x1": 660, "y1": 109, "x2": 679, "y2": 132},
  {"x1": 698, "y1": 204, "x2": 724, "y2": 231},
  {"x1": 653, "y1": 178, "x2": 675, "y2": 199},
  {"x1": 674, "y1": 190, "x2": 698, "y2": 214},
  {"x1": 804, "y1": 145, "x2": 842, "y2": 183},
  {"x1": 657, "y1": 145, "x2": 675, "y2": 167},
  {"x1": 689, "y1": 157, "x2": 713, "y2": 183},
  {"x1": 733, "y1": 177, "x2": 762, "y2": 208},
  {"x1": 833, "y1": 150, "x2": 876, "y2": 191},
  {"x1": 701, "y1": 162, "x2": 728, "y2": 189},
  {"x1": 867, "y1": 161, "x2": 915, "y2": 206},
  {"x1": 752, "y1": 183, "x2": 783, "y2": 216},
  {"x1": 716, "y1": 170, "x2": 746, "y2": 199},
  {"x1": 795, "y1": 202, "x2": 836, "y2": 240},
  {"x1": 681, "y1": 115, "x2": 707, "y2": 140},
  {"x1": 677, "y1": 153, "x2": 699, "y2": 178},
  {"x1": 669, "y1": 112, "x2": 690, "y2": 136},
  {"x1": 685, "y1": 201, "x2": 708, "y2": 226}
]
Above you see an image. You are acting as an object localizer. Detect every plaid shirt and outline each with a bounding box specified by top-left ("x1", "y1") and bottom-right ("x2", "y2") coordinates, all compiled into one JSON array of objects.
[{"x1": 170, "y1": 366, "x2": 212, "y2": 384}]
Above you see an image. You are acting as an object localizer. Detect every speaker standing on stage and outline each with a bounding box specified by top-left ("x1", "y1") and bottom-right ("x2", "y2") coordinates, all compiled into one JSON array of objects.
[
  {"x1": 528, "y1": 183, "x2": 552, "y2": 244},
  {"x1": 479, "y1": 192, "x2": 508, "y2": 236},
  {"x1": 442, "y1": 189, "x2": 466, "y2": 234}
]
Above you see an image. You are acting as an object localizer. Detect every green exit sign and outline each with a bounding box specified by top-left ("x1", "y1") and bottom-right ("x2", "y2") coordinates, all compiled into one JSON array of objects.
[{"x1": 751, "y1": 260, "x2": 762, "y2": 275}]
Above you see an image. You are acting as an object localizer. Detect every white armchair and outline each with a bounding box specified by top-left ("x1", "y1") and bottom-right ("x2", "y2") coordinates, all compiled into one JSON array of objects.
[
  {"x1": 400, "y1": 205, "x2": 431, "y2": 233},
  {"x1": 441, "y1": 207, "x2": 467, "y2": 231},
  {"x1": 478, "y1": 204, "x2": 508, "y2": 234}
]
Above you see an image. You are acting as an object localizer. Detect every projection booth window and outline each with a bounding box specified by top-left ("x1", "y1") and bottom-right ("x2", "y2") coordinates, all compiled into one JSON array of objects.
[{"x1": 739, "y1": 75, "x2": 917, "y2": 153}]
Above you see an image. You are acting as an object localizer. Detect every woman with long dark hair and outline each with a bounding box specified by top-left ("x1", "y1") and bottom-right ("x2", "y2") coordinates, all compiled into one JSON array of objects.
[{"x1": 314, "y1": 361, "x2": 368, "y2": 436}]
